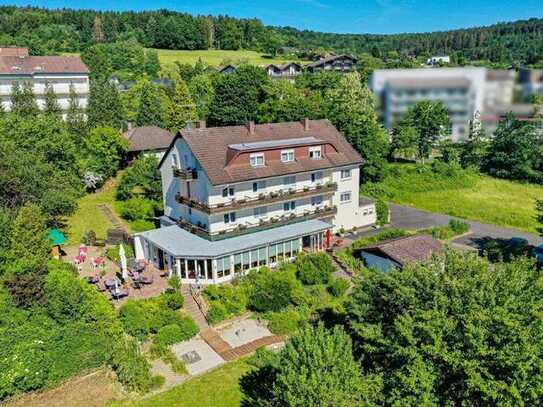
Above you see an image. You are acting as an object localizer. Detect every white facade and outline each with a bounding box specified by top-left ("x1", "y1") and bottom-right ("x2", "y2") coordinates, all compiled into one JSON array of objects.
[
  {"x1": 162, "y1": 138, "x2": 375, "y2": 236},
  {"x1": 0, "y1": 73, "x2": 89, "y2": 116}
]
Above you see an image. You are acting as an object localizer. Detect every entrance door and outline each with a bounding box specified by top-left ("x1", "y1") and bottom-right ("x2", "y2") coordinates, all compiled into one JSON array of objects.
[{"x1": 157, "y1": 249, "x2": 165, "y2": 270}]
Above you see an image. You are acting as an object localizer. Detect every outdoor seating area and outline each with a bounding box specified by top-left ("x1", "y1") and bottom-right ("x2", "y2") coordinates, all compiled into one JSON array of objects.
[{"x1": 65, "y1": 244, "x2": 169, "y2": 304}]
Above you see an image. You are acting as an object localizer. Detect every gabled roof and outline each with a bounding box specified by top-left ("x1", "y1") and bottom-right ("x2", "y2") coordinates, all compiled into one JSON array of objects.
[
  {"x1": 357, "y1": 234, "x2": 443, "y2": 267},
  {"x1": 0, "y1": 55, "x2": 89, "y2": 75},
  {"x1": 307, "y1": 54, "x2": 358, "y2": 69},
  {"x1": 123, "y1": 126, "x2": 174, "y2": 152},
  {"x1": 265, "y1": 62, "x2": 303, "y2": 71},
  {"x1": 159, "y1": 119, "x2": 363, "y2": 186}
]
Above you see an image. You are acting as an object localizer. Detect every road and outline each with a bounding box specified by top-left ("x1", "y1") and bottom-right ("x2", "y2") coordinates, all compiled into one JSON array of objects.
[{"x1": 389, "y1": 203, "x2": 542, "y2": 247}]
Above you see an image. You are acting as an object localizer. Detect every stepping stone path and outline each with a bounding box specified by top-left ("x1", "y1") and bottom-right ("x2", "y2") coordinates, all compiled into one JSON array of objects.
[{"x1": 97, "y1": 204, "x2": 128, "y2": 234}]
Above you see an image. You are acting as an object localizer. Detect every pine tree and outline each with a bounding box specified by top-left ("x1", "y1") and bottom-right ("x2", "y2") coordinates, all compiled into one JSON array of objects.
[
  {"x1": 92, "y1": 16, "x2": 105, "y2": 43},
  {"x1": 87, "y1": 80, "x2": 123, "y2": 130},
  {"x1": 66, "y1": 84, "x2": 87, "y2": 144},
  {"x1": 43, "y1": 82, "x2": 62, "y2": 118},
  {"x1": 166, "y1": 79, "x2": 197, "y2": 132},
  {"x1": 10, "y1": 82, "x2": 39, "y2": 116},
  {"x1": 144, "y1": 49, "x2": 161, "y2": 78},
  {"x1": 136, "y1": 81, "x2": 164, "y2": 127}
]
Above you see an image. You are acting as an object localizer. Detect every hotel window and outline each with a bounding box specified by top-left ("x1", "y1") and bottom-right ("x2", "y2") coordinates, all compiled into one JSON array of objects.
[
  {"x1": 250, "y1": 249, "x2": 259, "y2": 268},
  {"x1": 281, "y1": 149, "x2": 295, "y2": 163},
  {"x1": 311, "y1": 171, "x2": 323, "y2": 183},
  {"x1": 254, "y1": 206, "x2": 268, "y2": 218},
  {"x1": 309, "y1": 146, "x2": 322, "y2": 160},
  {"x1": 250, "y1": 153, "x2": 265, "y2": 167},
  {"x1": 223, "y1": 212, "x2": 236, "y2": 223},
  {"x1": 171, "y1": 154, "x2": 179, "y2": 168},
  {"x1": 340, "y1": 191, "x2": 352, "y2": 203},
  {"x1": 340, "y1": 169, "x2": 351, "y2": 179},
  {"x1": 283, "y1": 201, "x2": 296, "y2": 211},
  {"x1": 222, "y1": 186, "x2": 234, "y2": 197},
  {"x1": 283, "y1": 175, "x2": 296, "y2": 186},
  {"x1": 242, "y1": 252, "x2": 251, "y2": 270},
  {"x1": 258, "y1": 247, "x2": 267, "y2": 266},
  {"x1": 234, "y1": 254, "x2": 242, "y2": 273},
  {"x1": 311, "y1": 196, "x2": 323, "y2": 206},
  {"x1": 252, "y1": 180, "x2": 266, "y2": 192}
]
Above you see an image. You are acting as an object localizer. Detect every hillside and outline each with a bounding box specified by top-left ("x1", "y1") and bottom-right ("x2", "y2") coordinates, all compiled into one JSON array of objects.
[{"x1": 0, "y1": 6, "x2": 542, "y2": 65}]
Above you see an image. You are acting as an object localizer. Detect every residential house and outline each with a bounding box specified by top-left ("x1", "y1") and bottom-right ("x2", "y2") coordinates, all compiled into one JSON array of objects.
[
  {"x1": 123, "y1": 126, "x2": 175, "y2": 161},
  {"x1": 134, "y1": 119, "x2": 377, "y2": 284},
  {"x1": 519, "y1": 68, "x2": 543, "y2": 98},
  {"x1": 265, "y1": 62, "x2": 303, "y2": 80},
  {"x1": 306, "y1": 55, "x2": 357, "y2": 73},
  {"x1": 354, "y1": 234, "x2": 443, "y2": 273},
  {"x1": 0, "y1": 47, "x2": 89, "y2": 116},
  {"x1": 426, "y1": 55, "x2": 451, "y2": 66},
  {"x1": 218, "y1": 64, "x2": 237, "y2": 74}
]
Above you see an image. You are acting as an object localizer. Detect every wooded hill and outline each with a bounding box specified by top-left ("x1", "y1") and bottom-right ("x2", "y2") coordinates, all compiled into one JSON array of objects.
[{"x1": 0, "y1": 5, "x2": 542, "y2": 66}]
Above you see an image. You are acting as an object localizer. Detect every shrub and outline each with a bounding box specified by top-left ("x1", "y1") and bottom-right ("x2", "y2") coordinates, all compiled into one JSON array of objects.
[
  {"x1": 150, "y1": 374, "x2": 166, "y2": 390},
  {"x1": 327, "y1": 278, "x2": 350, "y2": 297},
  {"x1": 119, "y1": 197, "x2": 154, "y2": 221},
  {"x1": 155, "y1": 324, "x2": 187, "y2": 346},
  {"x1": 130, "y1": 219, "x2": 156, "y2": 232},
  {"x1": 119, "y1": 299, "x2": 153, "y2": 340},
  {"x1": 203, "y1": 284, "x2": 247, "y2": 324},
  {"x1": 295, "y1": 253, "x2": 335, "y2": 285},
  {"x1": 375, "y1": 199, "x2": 389, "y2": 225},
  {"x1": 206, "y1": 303, "x2": 230, "y2": 325},
  {"x1": 351, "y1": 228, "x2": 408, "y2": 250},
  {"x1": 449, "y1": 219, "x2": 469, "y2": 235},
  {"x1": 161, "y1": 291, "x2": 184, "y2": 310},
  {"x1": 266, "y1": 308, "x2": 306, "y2": 335},
  {"x1": 247, "y1": 267, "x2": 304, "y2": 312},
  {"x1": 105, "y1": 244, "x2": 135, "y2": 263},
  {"x1": 111, "y1": 337, "x2": 153, "y2": 393}
]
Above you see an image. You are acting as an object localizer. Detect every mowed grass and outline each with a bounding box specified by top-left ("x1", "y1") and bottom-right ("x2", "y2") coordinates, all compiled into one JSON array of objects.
[
  {"x1": 112, "y1": 358, "x2": 252, "y2": 407},
  {"x1": 65, "y1": 176, "x2": 129, "y2": 245},
  {"x1": 154, "y1": 49, "x2": 301, "y2": 67},
  {"x1": 364, "y1": 164, "x2": 543, "y2": 234}
]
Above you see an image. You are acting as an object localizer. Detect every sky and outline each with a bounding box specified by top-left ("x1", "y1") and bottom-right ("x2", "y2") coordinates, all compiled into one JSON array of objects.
[{"x1": 4, "y1": 0, "x2": 543, "y2": 34}]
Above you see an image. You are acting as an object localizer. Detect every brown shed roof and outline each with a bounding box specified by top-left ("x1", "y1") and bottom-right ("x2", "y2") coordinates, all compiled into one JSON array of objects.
[
  {"x1": 0, "y1": 47, "x2": 29, "y2": 57},
  {"x1": 0, "y1": 55, "x2": 89, "y2": 75},
  {"x1": 160, "y1": 119, "x2": 363, "y2": 186},
  {"x1": 123, "y1": 126, "x2": 174, "y2": 152},
  {"x1": 359, "y1": 234, "x2": 443, "y2": 266}
]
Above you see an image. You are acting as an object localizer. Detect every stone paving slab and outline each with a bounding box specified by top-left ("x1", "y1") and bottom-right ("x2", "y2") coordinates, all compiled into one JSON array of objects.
[
  {"x1": 171, "y1": 338, "x2": 225, "y2": 376},
  {"x1": 219, "y1": 319, "x2": 272, "y2": 348}
]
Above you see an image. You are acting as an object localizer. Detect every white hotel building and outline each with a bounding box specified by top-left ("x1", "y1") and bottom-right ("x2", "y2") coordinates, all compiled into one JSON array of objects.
[
  {"x1": 0, "y1": 47, "x2": 89, "y2": 115},
  {"x1": 134, "y1": 119, "x2": 376, "y2": 285}
]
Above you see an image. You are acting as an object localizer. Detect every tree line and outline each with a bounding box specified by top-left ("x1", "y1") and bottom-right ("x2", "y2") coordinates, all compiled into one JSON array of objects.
[{"x1": 0, "y1": 6, "x2": 542, "y2": 66}]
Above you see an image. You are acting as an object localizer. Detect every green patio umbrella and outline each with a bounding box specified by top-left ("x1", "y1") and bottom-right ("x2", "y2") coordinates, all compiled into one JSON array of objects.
[{"x1": 48, "y1": 229, "x2": 66, "y2": 247}]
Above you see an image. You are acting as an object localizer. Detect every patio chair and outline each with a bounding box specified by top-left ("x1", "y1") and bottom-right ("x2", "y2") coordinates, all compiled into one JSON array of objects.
[
  {"x1": 95, "y1": 281, "x2": 107, "y2": 292},
  {"x1": 139, "y1": 275, "x2": 154, "y2": 285}
]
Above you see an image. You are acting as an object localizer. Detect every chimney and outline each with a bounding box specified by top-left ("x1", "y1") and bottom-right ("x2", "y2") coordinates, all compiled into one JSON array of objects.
[
  {"x1": 246, "y1": 121, "x2": 255, "y2": 135},
  {"x1": 196, "y1": 120, "x2": 206, "y2": 129},
  {"x1": 302, "y1": 118, "x2": 310, "y2": 131}
]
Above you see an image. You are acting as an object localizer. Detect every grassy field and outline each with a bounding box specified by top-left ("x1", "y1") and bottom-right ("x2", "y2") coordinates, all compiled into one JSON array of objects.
[
  {"x1": 363, "y1": 164, "x2": 543, "y2": 234},
  {"x1": 113, "y1": 358, "x2": 252, "y2": 407},
  {"x1": 154, "y1": 49, "x2": 300, "y2": 67}
]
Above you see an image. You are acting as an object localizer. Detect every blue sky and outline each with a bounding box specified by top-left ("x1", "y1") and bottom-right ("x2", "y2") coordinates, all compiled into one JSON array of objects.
[{"x1": 5, "y1": 0, "x2": 543, "y2": 34}]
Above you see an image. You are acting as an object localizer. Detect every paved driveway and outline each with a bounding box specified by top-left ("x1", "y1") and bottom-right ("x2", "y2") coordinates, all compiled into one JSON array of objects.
[{"x1": 389, "y1": 203, "x2": 542, "y2": 247}]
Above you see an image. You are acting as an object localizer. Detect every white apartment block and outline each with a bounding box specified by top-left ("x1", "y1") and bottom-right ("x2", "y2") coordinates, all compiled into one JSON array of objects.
[
  {"x1": 134, "y1": 119, "x2": 376, "y2": 285},
  {"x1": 371, "y1": 67, "x2": 516, "y2": 141},
  {"x1": 0, "y1": 47, "x2": 89, "y2": 115}
]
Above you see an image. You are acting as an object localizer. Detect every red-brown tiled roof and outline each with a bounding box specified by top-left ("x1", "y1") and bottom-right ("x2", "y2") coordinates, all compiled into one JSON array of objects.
[
  {"x1": 0, "y1": 55, "x2": 89, "y2": 75},
  {"x1": 0, "y1": 47, "x2": 29, "y2": 57},
  {"x1": 161, "y1": 119, "x2": 363, "y2": 185},
  {"x1": 359, "y1": 234, "x2": 443, "y2": 266},
  {"x1": 123, "y1": 126, "x2": 174, "y2": 152}
]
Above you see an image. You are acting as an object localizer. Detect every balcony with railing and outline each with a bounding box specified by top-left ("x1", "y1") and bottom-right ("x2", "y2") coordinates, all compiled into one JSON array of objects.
[
  {"x1": 177, "y1": 205, "x2": 337, "y2": 241},
  {"x1": 175, "y1": 182, "x2": 337, "y2": 214},
  {"x1": 173, "y1": 166, "x2": 198, "y2": 181}
]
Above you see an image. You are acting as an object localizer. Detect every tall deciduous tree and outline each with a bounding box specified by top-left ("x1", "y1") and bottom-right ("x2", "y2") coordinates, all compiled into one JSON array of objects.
[
  {"x1": 483, "y1": 114, "x2": 542, "y2": 182},
  {"x1": 460, "y1": 112, "x2": 489, "y2": 169},
  {"x1": 241, "y1": 325, "x2": 380, "y2": 406},
  {"x1": 397, "y1": 100, "x2": 451, "y2": 162},
  {"x1": 166, "y1": 79, "x2": 197, "y2": 132},
  {"x1": 82, "y1": 127, "x2": 129, "y2": 180},
  {"x1": 65, "y1": 85, "x2": 87, "y2": 144},
  {"x1": 136, "y1": 81, "x2": 164, "y2": 127},
  {"x1": 10, "y1": 82, "x2": 39, "y2": 116},
  {"x1": 326, "y1": 72, "x2": 389, "y2": 182},
  {"x1": 347, "y1": 250, "x2": 543, "y2": 405},
  {"x1": 144, "y1": 49, "x2": 161, "y2": 78},
  {"x1": 87, "y1": 80, "x2": 123, "y2": 130},
  {"x1": 188, "y1": 73, "x2": 215, "y2": 120},
  {"x1": 208, "y1": 65, "x2": 269, "y2": 126}
]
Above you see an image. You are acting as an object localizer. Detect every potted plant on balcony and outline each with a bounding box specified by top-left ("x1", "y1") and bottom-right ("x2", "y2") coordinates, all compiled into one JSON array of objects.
[
  {"x1": 259, "y1": 193, "x2": 265, "y2": 200},
  {"x1": 303, "y1": 186, "x2": 310, "y2": 192},
  {"x1": 238, "y1": 198, "x2": 246, "y2": 204},
  {"x1": 326, "y1": 181, "x2": 336, "y2": 188},
  {"x1": 289, "y1": 188, "x2": 296, "y2": 195},
  {"x1": 217, "y1": 202, "x2": 224, "y2": 208},
  {"x1": 271, "y1": 217, "x2": 278, "y2": 223},
  {"x1": 218, "y1": 230, "x2": 226, "y2": 235},
  {"x1": 316, "y1": 183, "x2": 323, "y2": 190},
  {"x1": 289, "y1": 213, "x2": 296, "y2": 219},
  {"x1": 270, "y1": 191, "x2": 279, "y2": 198},
  {"x1": 238, "y1": 224, "x2": 247, "y2": 231}
]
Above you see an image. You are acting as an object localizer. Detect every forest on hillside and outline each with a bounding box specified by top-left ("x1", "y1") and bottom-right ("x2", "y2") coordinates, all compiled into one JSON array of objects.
[{"x1": 0, "y1": 6, "x2": 542, "y2": 66}]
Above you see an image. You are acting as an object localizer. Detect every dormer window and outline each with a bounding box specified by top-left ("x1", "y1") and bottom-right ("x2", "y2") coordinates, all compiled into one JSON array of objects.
[
  {"x1": 281, "y1": 149, "x2": 294, "y2": 163},
  {"x1": 309, "y1": 146, "x2": 322, "y2": 160},
  {"x1": 250, "y1": 153, "x2": 265, "y2": 167}
]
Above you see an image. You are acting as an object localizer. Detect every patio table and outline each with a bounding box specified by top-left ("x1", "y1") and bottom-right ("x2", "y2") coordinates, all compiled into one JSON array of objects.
[{"x1": 105, "y1": 278, "x2": 120, "y2": 289}]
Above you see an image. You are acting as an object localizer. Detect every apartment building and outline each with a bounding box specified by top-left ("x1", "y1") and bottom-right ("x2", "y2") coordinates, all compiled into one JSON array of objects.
[
  {"x1": 371, "y1": 67, "x2": 521, "y2": 141},
  {"x1": 0, "y1": 47, "x2": 89, "y2": 115},
  {"x1": 134, "y1": 119, "x2": 376, "y2": 285},
  {"x1": 306, "y1": 55, "x2": 357, "y2": 73}
]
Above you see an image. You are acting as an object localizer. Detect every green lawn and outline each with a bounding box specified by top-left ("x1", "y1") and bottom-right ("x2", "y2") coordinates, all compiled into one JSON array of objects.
[
  {"x1": 112, "y1": 358, "x2": 252, "y2": 407},
  {"x1": 364, "y1": 164, "x2": 543, "y2": 234},
  {"x1": 154, "y1": 49, "x2": 301, "y2": 67}
]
